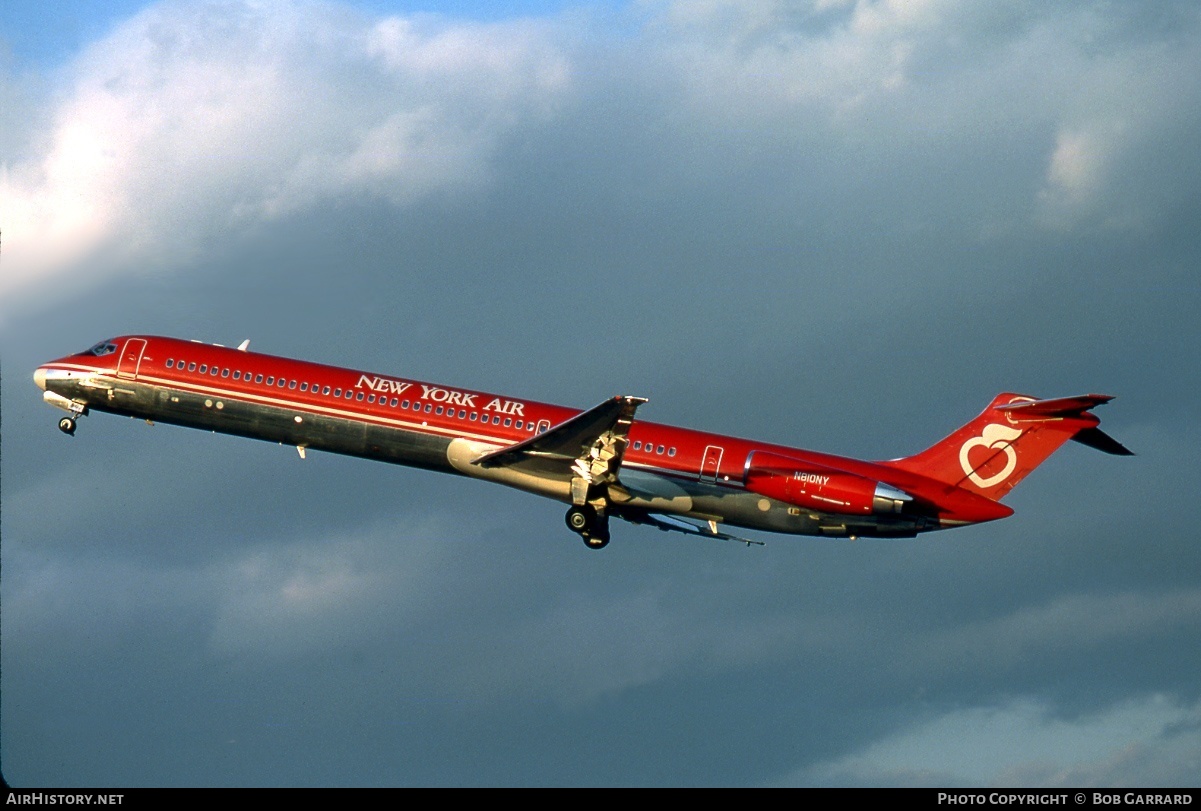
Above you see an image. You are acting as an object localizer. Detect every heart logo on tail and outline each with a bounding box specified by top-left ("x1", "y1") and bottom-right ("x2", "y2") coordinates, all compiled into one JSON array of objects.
[{"x1": 959, "y1": 424, "x2": 1023, "y2": 488}]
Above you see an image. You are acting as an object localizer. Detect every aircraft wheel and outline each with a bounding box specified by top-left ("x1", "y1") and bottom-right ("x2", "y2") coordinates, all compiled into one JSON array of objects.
[
  {"x1": 58, "y1": 417, "x2": 76, "y2": 436},
  {"x1": 565, "y1": 505, "x2": 595, "y2": 533},
  {"x1": 583, "y1": 534, "x2": 609, "y2": 550}
]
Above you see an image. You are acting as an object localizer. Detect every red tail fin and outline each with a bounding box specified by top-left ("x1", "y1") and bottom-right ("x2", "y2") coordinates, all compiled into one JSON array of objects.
[{"x1": 881, "y1": 393, "x2": 1130, "y2": 500}]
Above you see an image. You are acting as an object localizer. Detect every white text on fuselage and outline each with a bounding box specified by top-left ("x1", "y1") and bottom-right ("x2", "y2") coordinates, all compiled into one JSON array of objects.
[
  {"x1": 358, "y1": 375, "x2": 413, "y2": 395},
  {"x1": 793, "y1": 472, "x2": 830, "y2": 486},
  {"x1": 357, "y1": 375, "x2": 525, "y2": 415}
]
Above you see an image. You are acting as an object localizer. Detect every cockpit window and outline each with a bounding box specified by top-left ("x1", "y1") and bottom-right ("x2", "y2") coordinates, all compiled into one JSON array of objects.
[{"x1": 85, "y1": 341, "x2": 119, "y2": 357}]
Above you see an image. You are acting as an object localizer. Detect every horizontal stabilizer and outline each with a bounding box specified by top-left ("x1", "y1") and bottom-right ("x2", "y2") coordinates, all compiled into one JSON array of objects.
[
  {"x1": 993, "y1": 393, "x2": 1115, "y2": 419},
  {"x1": 1072, "y1": 427, "x2": 1134, "y2": 455},
  {"x1": 995, "y1": 394, "x2": 1133, "y2": 456}
]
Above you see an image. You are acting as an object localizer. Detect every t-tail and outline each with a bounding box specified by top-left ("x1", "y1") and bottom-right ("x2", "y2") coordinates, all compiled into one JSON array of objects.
[{"x1": 881, "y1": 393, "x2": 1133, "y2": 501}]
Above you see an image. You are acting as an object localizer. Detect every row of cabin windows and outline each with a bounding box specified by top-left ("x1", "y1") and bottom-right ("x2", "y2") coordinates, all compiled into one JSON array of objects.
[
  {"x1": 632, "y1": 441, "x2": 676, "y2": 457},
  {"x1": 393, "y1": 399, "x2": 535, "y2": 431},
  {"x1": 162, "y1": 359, "x2": 677, "y2": 451},
  {"x1": 164, "y1": 357, "x2": 546, "y2": 433}
]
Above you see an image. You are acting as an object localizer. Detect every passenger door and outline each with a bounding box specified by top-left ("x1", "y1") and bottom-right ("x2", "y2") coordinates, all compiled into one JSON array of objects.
[
  {"x1": 700, "y1": 444, "x2": 724, "y2": 483},
  {"x1": 117, "y1": 338, "x2": 147, "y2": 380}
]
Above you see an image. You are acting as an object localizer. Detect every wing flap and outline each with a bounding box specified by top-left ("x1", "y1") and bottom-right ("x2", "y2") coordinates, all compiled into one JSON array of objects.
[{"x1": 617, "y1": 509, "x2": 763, "y2": 546}]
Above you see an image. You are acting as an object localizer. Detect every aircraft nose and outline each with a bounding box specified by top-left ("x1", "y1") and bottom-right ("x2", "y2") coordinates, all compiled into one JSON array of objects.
[{"x1": 34, "y1": 366, "x2": 47, "y2": 391}]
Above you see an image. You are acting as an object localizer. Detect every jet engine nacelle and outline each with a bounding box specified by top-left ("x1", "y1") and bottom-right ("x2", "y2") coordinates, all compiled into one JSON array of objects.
[{"x1": 743, "y1": 452, "x2": 912, "y2": 515}]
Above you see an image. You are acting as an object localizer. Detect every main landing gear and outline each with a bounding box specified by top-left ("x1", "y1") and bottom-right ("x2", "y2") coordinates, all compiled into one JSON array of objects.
[
  {"x1": 58, "y1": 417, "x2": 77, "y2": 436},
  {"x1": 565, "y1": 505, "x2": 610, "y2": 550}
]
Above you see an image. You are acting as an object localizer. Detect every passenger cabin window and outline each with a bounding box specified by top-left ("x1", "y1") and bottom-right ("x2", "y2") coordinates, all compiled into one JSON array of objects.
[
  {"x1": 199, "y1": 365, "x2": 207, "y2": 374},
  {"x1": 255, "y1": 374, "x2": 263, "y2": 384},
  {"x1": 166, "y1": 359, "x2": 174, "y2": 368},
  {"x1": 188, "y1": 362, "x2": 197, "y2": 372},
  {"x1": 322, "y1": 386, "x2": 331, "y2": 395},
  {"x1": 222, "y1": 369, "x2": 229, "y2": 377}
]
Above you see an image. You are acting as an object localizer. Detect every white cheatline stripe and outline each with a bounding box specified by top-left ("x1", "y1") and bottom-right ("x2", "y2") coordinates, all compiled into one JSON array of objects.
[
  {"x1": 79, "y1": 367, "x2": 519, "y2": 446},
  {"x1": 45, "y1": 363, "x2": 715, "y2": 483}
]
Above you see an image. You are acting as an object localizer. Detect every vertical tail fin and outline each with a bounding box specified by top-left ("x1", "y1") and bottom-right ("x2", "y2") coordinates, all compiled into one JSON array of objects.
[{"x1": 882, "y1": 393, "x2": 1131, "y2": 500}]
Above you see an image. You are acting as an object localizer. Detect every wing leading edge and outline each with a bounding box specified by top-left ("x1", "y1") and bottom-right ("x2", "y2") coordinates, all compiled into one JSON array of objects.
[{"x1": 474, "y1": 395, "x2": 646, "y2": 479}]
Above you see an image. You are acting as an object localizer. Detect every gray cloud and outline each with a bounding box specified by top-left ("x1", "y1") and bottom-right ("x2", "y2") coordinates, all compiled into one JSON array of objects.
[
  {"x1": 3, "y1": 0, "x2": 1198, "y2": 787},
  {"x1": 1, "y1": 0, "x2": 570, "y2": 310},
  {"x1": 790, "y1": 694, "x2": 1201, "y2": 787}
]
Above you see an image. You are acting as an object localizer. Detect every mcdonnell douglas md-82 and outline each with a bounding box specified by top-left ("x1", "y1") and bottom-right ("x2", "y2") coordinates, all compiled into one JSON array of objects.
[{"x1": 35, "y1": 336, "x2": 1131, "y2": 548}]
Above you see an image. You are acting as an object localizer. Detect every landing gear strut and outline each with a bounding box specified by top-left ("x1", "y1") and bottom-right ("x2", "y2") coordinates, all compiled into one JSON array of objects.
[
  {"x1": 58, "y1": 417, "x2": 77, "y2": 436},
  {"x1": 565, "y1": 505, "x2": 610, "y2": 550}
]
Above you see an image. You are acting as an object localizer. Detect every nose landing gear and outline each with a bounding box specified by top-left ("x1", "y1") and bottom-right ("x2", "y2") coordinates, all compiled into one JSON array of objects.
[
  {"x1": 565, "y1": 505, "x2": 610, "y2": 549},
  {"x1": 58, "y1": 417, "x2": 77, "y2": 436}
]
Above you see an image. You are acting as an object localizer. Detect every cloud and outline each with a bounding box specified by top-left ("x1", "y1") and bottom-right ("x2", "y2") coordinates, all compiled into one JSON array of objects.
[
  {"x1": 437, "y1": 585, "x2": 809, "y2": 705},
  {"x1": 5, "y1": 0, "x2": 1200, "y2": 320},
  {"x1": 906, "y1": 588, "x2": 1201, "y2": 677},
  {"x1": 645, "y1": 0, "x2": 1201, "y2": 234},
  {"x1": 4, "y1": 1, "x2": 1200, "y2": 786},
  {"x1": 205, "y1": 518, "x2": 457, "y2": 661},
  {"x1": 786, "y1": 694, "x2": 1201, "y2": 787},
  {"x1": 0, "y1": 0, "x2": 570, "y2": 307},
  {"x1": 1040, "y1": 127, "x2": 1115, "y2": 212}
]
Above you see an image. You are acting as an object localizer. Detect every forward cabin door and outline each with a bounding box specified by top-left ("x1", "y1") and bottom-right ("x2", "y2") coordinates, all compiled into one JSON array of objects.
[
  {"x1": 700, "y1": 444, "x2": 724, "y2": 483},
  {"x1": 117, "y1": 338, "x2": 147, "y2": 380}
]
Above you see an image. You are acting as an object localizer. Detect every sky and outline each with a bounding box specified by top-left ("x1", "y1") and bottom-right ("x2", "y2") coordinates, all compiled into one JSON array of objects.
[{"x1": 2, "y1": 0, "x2": 1199, "y2": 788}]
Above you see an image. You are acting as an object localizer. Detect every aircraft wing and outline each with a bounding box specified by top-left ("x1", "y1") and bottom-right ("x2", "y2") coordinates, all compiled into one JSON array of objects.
[
  {"x1": 614, "y1": 509, "x2": 763, "y2": 546},
  {"x1": 474, "y1": 395, "x2": 759, "y2": 545},
  {"x1": 473, "y1": 395, "x2": 647, "y2": 488}
]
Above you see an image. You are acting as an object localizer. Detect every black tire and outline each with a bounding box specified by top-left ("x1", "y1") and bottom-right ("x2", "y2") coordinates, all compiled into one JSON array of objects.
[
  {"x1": 58, "y1": 417, "x2": 76, "y2": 436},
  {"x1": 565, "y1": 505, "x2": 595, "y2": 533}
]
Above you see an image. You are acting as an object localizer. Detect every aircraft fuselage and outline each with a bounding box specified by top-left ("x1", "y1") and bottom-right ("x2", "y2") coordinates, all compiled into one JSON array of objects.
[{"x1": 35, "y1": 335, "x2": 1127, "y2": 548}]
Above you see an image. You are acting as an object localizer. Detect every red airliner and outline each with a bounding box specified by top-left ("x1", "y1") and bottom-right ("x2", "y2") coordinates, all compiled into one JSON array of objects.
[{"x1": 34, "y1": 335, "x2": 1131, "y2": 548}]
